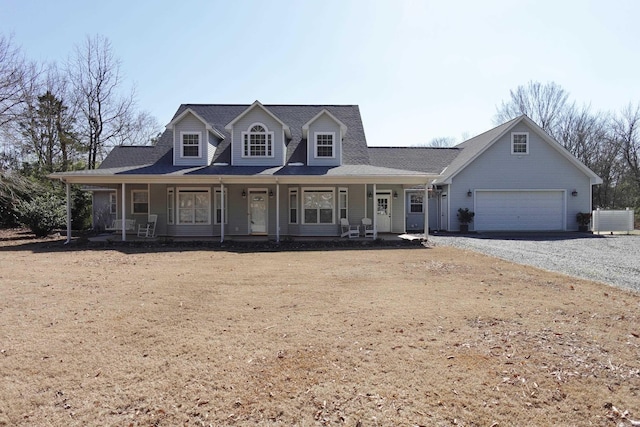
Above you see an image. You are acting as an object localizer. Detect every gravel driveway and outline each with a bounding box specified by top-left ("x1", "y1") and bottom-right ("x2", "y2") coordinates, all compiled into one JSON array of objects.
[{"x1": 429, "y1": 233, "x2": 640, "y2": 291}]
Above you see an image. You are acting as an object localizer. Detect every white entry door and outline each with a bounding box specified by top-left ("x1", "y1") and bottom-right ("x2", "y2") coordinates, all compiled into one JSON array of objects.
[
  {"x1": 376, "y1": 194, "x2": 391, "y2": 232},
  {"x1": 249, "y1": 191, "x2": 267, "y2": 234}
]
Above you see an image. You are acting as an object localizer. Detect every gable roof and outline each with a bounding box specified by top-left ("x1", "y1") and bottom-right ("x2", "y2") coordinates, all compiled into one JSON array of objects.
[
  {"x1": 224, "y1": 100, "x2": 291, "y2": 138},
  {"x1": 436, "y1": 115, "x2": 603, "y2": 185},
  {"x1": 301, "y1": 109, "x2": 348, "y2": 139},
  {"x1": 170, "y1": 103, "x2": 371, "y2": 166},
  {"x1": 165, "y1": 107, "x2": 225, "y2": 139}
]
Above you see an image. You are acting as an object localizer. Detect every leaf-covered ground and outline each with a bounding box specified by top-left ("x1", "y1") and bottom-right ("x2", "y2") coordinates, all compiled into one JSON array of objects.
[{"x1": 0, "y1": 230, "x2": 638, "y2": 426}]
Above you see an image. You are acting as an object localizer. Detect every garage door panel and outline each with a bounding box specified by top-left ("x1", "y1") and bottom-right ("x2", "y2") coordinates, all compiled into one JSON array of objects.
[{"x1": 475, "y1": 191, "x2": 564, "y2": 231}]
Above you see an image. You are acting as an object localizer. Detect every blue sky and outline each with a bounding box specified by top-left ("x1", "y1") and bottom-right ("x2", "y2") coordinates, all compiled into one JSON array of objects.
[{"x1": 3, "y1": 0, "x2": 639, "y2": 146}]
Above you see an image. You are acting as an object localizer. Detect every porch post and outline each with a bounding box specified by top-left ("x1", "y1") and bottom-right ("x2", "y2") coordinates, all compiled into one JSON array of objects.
[
  {"x1": 372, "y1": 183, "x2": 377, "y2": 239},
  {"x1": 220, "y1": 181, "x2": 225, "y2": 243},
  {"x1": 65, "y1": 182, "x2": 72, "y2": 244},
  {"x1": 364, "y1": 184, "x2": 367, "y2": 219},
  {"x1": 424, "y1": 183, "x2": 429, "y2": 241},
  {"x1": 121, "y1": 183, "x2": 126, "y2": 241},
  {"x1": 276, "y1": 181, "x2": 280, "y2": 243}
]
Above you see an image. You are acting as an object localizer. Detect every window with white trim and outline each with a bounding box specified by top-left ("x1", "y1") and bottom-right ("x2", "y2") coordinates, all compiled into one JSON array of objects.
[
  {"x1": 511, "y1": 132, "x2": 529, "y2": 154},
  {"x1": 302, "y1": 188, "x2": 334, "y2": 224},
  {"x1": 181, "y1": 132, "x2": 201, "y2": 157},
  {"x1": 338, "y1": 188, "x2": 348, "y2": 220},
  {"x1": 242, "y1": 124, "x2": 273, "y2": 157},
  {"x1": 289, "y1": 188, "x2": 298, "y2": 224},
  {"x1": 214, "y1": 188, "x2": 228, "y2": 224},
  {"x1": 315, "y1": 132, "x2": 335, "y2": 158},
  {"x1": 167, "y1": 188, "x2": 175, "y2": 225},
  {"x1": 132, "y1": 190, "x2": 148, "y2": 214},
  {"x1": 410, "y1": 193, "x2": 423, "y2": 213},
  {"x1": 177, "y1": 188, "x2": 210, "y2": 225},
  {"x1": 109, "y1": 192, "x2": 117, "y2": 214}
]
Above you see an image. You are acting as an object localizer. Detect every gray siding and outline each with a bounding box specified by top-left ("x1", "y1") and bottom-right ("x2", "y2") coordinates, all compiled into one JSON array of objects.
[
  {"x1": 449, "y1": 122, "x2": 593, "y2": 231},
  {"x1": 230, "y1": 109, "x2": 285, "y2": 166},
  {"x1": 173, "y1": 112, "x2": 208, "y2": 166},
  {"x1": 101, "y1": 183, "x2": 385, "y2": 238},
  {"x1": 308, "y1": 113, "x2": 342, "y2": 167}
]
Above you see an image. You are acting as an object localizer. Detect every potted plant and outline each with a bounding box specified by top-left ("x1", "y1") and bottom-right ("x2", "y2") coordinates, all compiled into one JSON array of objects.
[
  {"x1": 457, "y1": 207, "x2": 475, "y2": 233},
  {"x1": 576, "y1": 212, "x2": 592, "y2": 232}
]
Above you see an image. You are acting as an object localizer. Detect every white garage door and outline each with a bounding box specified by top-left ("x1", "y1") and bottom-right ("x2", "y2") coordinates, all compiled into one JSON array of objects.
[{"x1": 475, "y1": 191, "x2": 564, "y2": 231}]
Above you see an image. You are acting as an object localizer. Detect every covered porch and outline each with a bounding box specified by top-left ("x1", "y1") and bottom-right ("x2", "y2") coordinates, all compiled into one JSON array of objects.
[{"x1": 52, "y1": 173, "x2": 438, "y2": 245}]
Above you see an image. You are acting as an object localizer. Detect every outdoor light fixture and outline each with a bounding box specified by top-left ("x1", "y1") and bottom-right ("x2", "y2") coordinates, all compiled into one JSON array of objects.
[
  {"x1": 393, "y1": 191, "x2": 398, "y2": 199},
  {"x1": 368, "y1": 192, "x2": 372, "y2": 199},
  {"x1": 572, "y1": 189, "x2": 578, "y2": 197},
  {"x1": 242, "y1": 189, "x2": 246, "y2": 198},
  {"x1": 467, "y1": 189, "x2": 472, "y2": 197},
  {"x1": 269, "y1": 190, "x2": 274, "y2": 198}
]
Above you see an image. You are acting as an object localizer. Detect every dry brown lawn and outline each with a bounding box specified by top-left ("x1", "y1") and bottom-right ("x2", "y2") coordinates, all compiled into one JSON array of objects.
[{"x1": 0, "y1": 230, "x2": 639, "y2": 426}]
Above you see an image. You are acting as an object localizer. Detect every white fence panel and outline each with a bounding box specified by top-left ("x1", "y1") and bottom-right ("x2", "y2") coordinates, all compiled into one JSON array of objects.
[{"x1": 592, "y1": 208, "x2": 635, "y2": 233}]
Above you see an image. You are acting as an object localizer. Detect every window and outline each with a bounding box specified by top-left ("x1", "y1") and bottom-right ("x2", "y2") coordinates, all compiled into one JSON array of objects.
[
  {"x1": 109, "y1": 192, "x2": 117, "y2": 214},
  {"x1": 132, "y1": 190, "x2": 148, "y2": 214},
  {"x1": 214, "y1": 189, "x2": 228, "y2": 224},
  {"x1": 181, "y1": 132, "x2": 201, "y2": 157},
  {"x1": 338, "y1": 188, "x2": 348, "y2": 220},
  {"x1": 289, "y1": 188, "x2": 298, "y2": 224},
  {"x1": 167, "y1": 188, "x2": 175, "y2": 225},
  {"x1": 315, "y1": 132, "x2": 334, "y2": 158},
  {"x1": 410, "y1": 193, "x2": 423, "y2": 213},
  {"x1": 177, "y1": 189, "x2": 210, "y2": 225},
  {"x1": 302, "y1": 188, "x2": 334, "y2": 224},
  {"x1": 242, "y1": 124, "x2": 273, "y2": 157},
  {"x1": 512, "y1": 132, "x2": 529, "y2": 154}
]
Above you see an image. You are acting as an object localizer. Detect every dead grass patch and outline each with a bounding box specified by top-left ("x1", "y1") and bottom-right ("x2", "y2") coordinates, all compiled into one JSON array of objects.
[{"x1": 0, "y1": 230, "x2": 638, "y2": 426}]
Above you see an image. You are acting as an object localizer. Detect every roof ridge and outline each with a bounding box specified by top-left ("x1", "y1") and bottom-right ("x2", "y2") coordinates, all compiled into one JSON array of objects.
[
  {"x1": 182, "y1": 103, "x2": 358, "y2": 107},
  {"x1": 370, "y1": 146, "x2": 460, "y2": 150}
]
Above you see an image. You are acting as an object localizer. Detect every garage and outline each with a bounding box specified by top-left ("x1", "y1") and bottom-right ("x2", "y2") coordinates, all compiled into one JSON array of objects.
[{"x1": 474, "y1": 190, "x2": 565, "y2": 231}]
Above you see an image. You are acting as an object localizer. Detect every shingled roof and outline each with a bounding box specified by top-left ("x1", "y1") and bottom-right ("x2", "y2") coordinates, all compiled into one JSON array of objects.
[
  {"x1": 95, "y1": 104, "x2": 375, "y2": 175},
  {"x1": 368, "y1": 147, "x2": 460, "y2": 174}
]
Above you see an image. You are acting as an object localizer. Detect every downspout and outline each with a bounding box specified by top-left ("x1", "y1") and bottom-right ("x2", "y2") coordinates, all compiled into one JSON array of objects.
[
  {"x1": 65, "y1": 181, "x2": 72, "y2": 244},
  {"x1": 121, "y1": 183, "x2": 126, "y2": 241},
  {"x1": 220, "y1": 179, "x2": 225, "y2": 243}
]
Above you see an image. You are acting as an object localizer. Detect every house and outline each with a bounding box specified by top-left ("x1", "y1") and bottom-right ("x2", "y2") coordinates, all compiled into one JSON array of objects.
[
  {"x1": 370, "y1": 115, "x2": 603, "y2": 232},
  {"x1": 54, "y1": 102, "x2": 437, "y2": 242},
  {"x1": 50, "y1": 104, "x2": 602, "y2": 241}
]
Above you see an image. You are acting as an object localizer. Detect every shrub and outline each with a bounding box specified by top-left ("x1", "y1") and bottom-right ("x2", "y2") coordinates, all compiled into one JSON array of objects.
[
  {"x1": 457, "y1": 207, "x2": 475, "y2": 224},
  {"x1": 19, "y1": 193, "x2": 66, "y2": 237},
  {"x1": 576, "y1": 212, "x2": 592, "y2": 226}
]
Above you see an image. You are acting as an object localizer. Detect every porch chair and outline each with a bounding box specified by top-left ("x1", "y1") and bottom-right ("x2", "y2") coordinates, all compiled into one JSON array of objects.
[
  {"x1": 137, "y1": 214, "x2": 158, "y2": 238},
  {"x1": 361, "y1": 218, "x2": 375, "y2": 238},
  {"x1": 340, "y1": 218, "x2": 360, "y2": 238}
]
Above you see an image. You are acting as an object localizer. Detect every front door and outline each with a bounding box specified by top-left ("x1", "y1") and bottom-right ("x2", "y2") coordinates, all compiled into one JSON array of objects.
[
  {"x1": 376, "y1": 194, "x2": 391, "y2": 232},
  {"x1": 249, "y1": 191, "x2": 267, "y2": 234}
]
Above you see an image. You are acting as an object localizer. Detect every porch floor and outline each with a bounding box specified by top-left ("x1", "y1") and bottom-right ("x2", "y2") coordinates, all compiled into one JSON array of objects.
[{"x1": 87, "y1": 232, "x2": 427, "y2": 243}]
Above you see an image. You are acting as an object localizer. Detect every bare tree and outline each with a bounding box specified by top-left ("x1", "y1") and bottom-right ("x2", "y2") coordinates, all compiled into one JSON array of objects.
[
  {"x1": 495, "y1": 81, "x2": 572, "y2": 136},
  {"x1": 113, "y1": 110, "x2": 162, "y2": 146},
  {"x1": 414, "y1": 136, "x2": 457, "y2": 148},
  {"x1": 612, "y1": 103, "x2": 640, "y2": 193},
  {"x1": 0, "y1": 34, "x2": 37, "y2": 128},
  {"x1": 67, "y1": 35, "x2": 135, "y2": 169}
]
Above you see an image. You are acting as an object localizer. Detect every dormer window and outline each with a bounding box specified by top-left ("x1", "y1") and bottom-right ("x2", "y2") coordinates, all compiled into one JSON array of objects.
[
  {"x1": 315, "y1": 132, "x2": 335, "y2": 158},
  {"x1": 242, "y1": 123, "x2": 273, "y2": 157},
  {"x1": 181, "y1": 132, "x2": 201, "y2": 157},
  {"x1": 511, "y1": 132, "x2": 529, "y2": 155}
]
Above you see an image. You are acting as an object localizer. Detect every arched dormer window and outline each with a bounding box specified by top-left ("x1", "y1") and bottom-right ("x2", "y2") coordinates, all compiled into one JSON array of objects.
[{"x1": 242, "y1": 123, "x2": 274, "y2": 157}]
